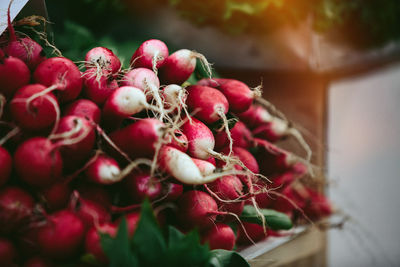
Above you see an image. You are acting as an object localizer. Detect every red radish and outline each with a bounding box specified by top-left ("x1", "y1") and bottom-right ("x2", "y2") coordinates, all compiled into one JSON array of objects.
[
  {"x1": 14, "y1": 137, "x2": 63, "y2": 187},
  {"x1": 3, "y1": 5, "x2": 45, "y2": 70},
  {"x1": 41, "y1": 182, "x2": 71, "y2": 211},
  {"x1": 158, "y1": 146, "x2": 218, "y2": 185},
  {"x1": 181, "y1": 118, "x2": 215, "y2": 160},
  {"x1": 252, "y1": 138, "x2": 297, "y2": 175},
  {"x1": 77, "y1": 184, "x2": 112, "y2": 209},
  {"x1": 270, "y1": 185, "x2": 306, "y2": 214},
  {"x1": 218, "y1": 80, "x2": 259, "y2": 113},
  {"x1": 72, "y1": 196, "x2": 111, "y2": 229},
  {"x1": 109, "y1": 118, "x2": 164, "y2": 159},
  {"x1": 303, "y1": 188, "x2": 332, "y2": 219},
  {"x1": 0, "y1": 50, "x2": 30, "y2": 97},
  {"x1": 85, "y1": 47, "x2": 121, "y2": 76},
  {"x1": 192, "y1": 158, "x2": 216, "y2": 176},
  {"x1": 34, "y1": 57, "x2": 83, "y2": 103},
  {"x1": 186, "y1": 85, "x2": 229, "y2": 125},
  {"x1": 0, "y1": 237, "x2": 17, "y2": 265},
  {"x1": 201, "y1": 223, "x2": 235, "y2": 250},
  {"x1": 214, "y1": 121, "x2": 253, "y2": 149},
  {"x1": 125, "y1": 170, "x2": 162, "y2": 202},
  {"x1": 83, "y1": 69, "x2": 119, "y2": 105},
  {"x1": 161, "y1": 84, "x2": 186, "y2": 111},
  {"x1": 130, "y1": 39, "x2": 169, "y2": 72},
  {"x1": 10, "y1": 84, "x2": 59, "y2": 132},
  {"x1": 271, "y1": 162, "x2": 307, "y2": 189},
  {"x1": 0, "y1": 187, "x2": 34, "y2": 233},
  {"x1": 64, "y1": 99, "x2": 101, "y2": 124},
  {"x1": 163, "y1": 182, "x2": 183, "y2": 201},
  {"x1": 0, "y1": 146, "x2": 12, "y2": 186},
  {"x1": 207, "y1": 175, "x2": 244, "y2": 216},
  {"x1": 159, "y1": 49, "x2": 212, "y2": 85},
  {"x1": 166, "y1": 129, "x2": 189, "y2": 152},
  {"x1": 177, "y1": 190, "x2": 219, "y2": 230},
  {"x1": 253, "y1": 185, "x2": 271, "y2": 209},
  {"x1": 236, "y1": 222, "x2": 267, "y2": 245},
  {"x1": 102, "y1": 86, "x2": 148, "y2": 129},
  {"x1": 85, "y1": 155, "x2": 121, "y2": 185},
  {"x1": 52, "y1": 115, "x2": 95, "y2": 171},
  {"x1": 120, "y1": 68, "x2": 160, "y2": 99},
  {"x1": 85, "y1": 222, "x2": 117, "y2": 264},
  {"x1": 197, "y1": 78, "x2": 232, "y2": 88},
  {"x1": 37, "y1": 210, "x2": 85, "y2": 259},
  {"x1": 221, "y1": 146, "x2": 259, "y2": 175},
  {"x1": 23, "y1": 257, "x2": 53, "y2": 267},
  {"x1": 236, "y1": 104, "x2": 272, "y2": 129}
]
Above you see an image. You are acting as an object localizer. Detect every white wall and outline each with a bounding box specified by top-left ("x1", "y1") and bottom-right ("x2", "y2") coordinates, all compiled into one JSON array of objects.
[{"x1": 328, "y1": 62, "x2": 400, "y2": 267}]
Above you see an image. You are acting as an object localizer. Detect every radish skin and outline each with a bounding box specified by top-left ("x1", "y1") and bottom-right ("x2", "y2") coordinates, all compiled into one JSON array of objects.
[
  {"x1": 14, "y1": 137, "x2": 63, "y2": 187},
  {"x1": 0, "y1": 52, "x2": 30, "y2": 97},
  {"x1": 0, "y1": 237, "x2": 17, "y2": 266},
  {"x1": 41, "y1": 182, "x2": 71, "y2": 211},
  {"x1": 83, "y1": 69, "x2": 119, "y2": 105},
  {"x1": 130, "y1": 39, "x2": 169, "y2": 72},
  {"x1": 214, "y1": 121, "x2": 253, "y2": 149},
  {"x1": 201, "y1": 223, "x2": 235, "y2": 250},
  {"x1": 23, "y1": 257, "x2": 53, "y2": 267},
  {"x1": 125, "y1": 170, "x2": 162, "y2": 203},
  {"x1": 72, "y1": 196, "x2": 111, "y2": 230},
  {"x1": 120, "y1": 68, "x2": 160, "y2": 100},
  {"x1": 85, "y1": 155, "x2": 121, "y2": 184},
  {"x1": 64, "y1": 99, "x2": 101, "y2": 124},
  {"x1": 10, "y1": 84, "x2": 59, "y2": 132},
  {"x1": 192, "y1": 158, "x2": 216, "y2": 176},
  {"x1": 181, "y1": 118, "x2": 215, "y2": 160},
  {"x1": 0, "y1": 147, "x2": 12, "y2": 186},
  {"x1": 34, "y1": 57, "x2": 83, "y2": 103},
  {"x1": 85, "y1": 222, "x2": 117, "y2": 264},
  {"x1": 85, "y1": 47, "x2": 121, "y2": 76}
]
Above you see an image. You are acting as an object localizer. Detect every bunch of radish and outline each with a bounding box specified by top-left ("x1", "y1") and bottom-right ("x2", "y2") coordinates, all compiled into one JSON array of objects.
[{"x1": 0, "y1": 4, "x2": 332, "y2": 266}]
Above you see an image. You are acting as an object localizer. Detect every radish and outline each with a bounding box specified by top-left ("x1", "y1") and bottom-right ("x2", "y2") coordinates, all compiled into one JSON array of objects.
[
  {"x1": 109, "y1": 118, "x2": 164, "y2": 159},
  {"x1": 125, "y1": 170, "x2": 162, "y2": 203},
  {"x1": 83, "y1": 68, "x2": 119, "y2": 105},
  {"x1": 186, "y1": 85, "x2": 229, "y2": 125},
  {"x1": 192, "y1": 158, "x2": 216, "y2": 176},
  {"x1": 119, "y1": 67, "x2": 166, "y2": 120},
  {"x1": 0, "y1": 237, "x2": 17, "y2": 266},
  {"x1": 181, "y1": 118, "x2": 215, "y2": 160},
  {"x1": 71, "y1": 194, "x2": 111, "y2": 229},
  {"x1": 130, "y1": 39, "x2": 169, "y2": 73},
  {"x1": 124, "y1": 212, "x2": 140, "y2": 237},
  {"x1": 0, "y1": 49, "x2": 30, "y2": 98},
  {"x1": 236, "y1": 222, "x2": 267, "y2": 245},
  {"x1": 64, "y1": 99, "x2": 101, "y2": 124},
  {"x1": 214, "y1": 121, "x2": 253, "y2": 149},
  {"x1": 158, "y1": 146, "x2": 221, "y2": 185},
  {"x1": 220, "y1": 146, "x2": 259, "y2": 175},
  {"x1": 120, "y1": 68, "x2": 160, "y2": 98},
  {"x1": 161, "y1": 84, "x2": 187, "y2": 111},
  {"x1": 196, "y1": 78, "x2": 232, "y2": 87},
  {"x1": 77, "y1": 184, "x2": 112, "y2": 209},
  {"x1": 85, "y1": 154, "x2": 121, "y2": 185},
  {"x1": 0, "y1": 146, "x2": 12, "y2": 186},
  {"x1": 41, "y1": 182, "x2": 71, "y2": 211},
  {"x1": 217, "y1": 80, "x2": 260, "y2": 113},
  {"x1": 34, "y1": 57, "x2": 83, "y2": 103},
  {"x1": 159, "y1": 49, "x2": 212, "y2": 85},
  {"x1": 102, "y1": 86, "x2": 149, "y2": 129},
  {"x1": 23, "y1": 257, "x2": 53, "y2": 267},
  {"x1": 85, "y1": 222, "x2": 117, "y2": 264},
  {"x1": 0, "y1": 187, "x2": 34, "y2": 233},
  {"x1": 163, "y1": 182, "x2": 183, "y2": 202},
  {"x1": 177, "y1": 190, "x2": 219, "y2": 230},
  {"x1": 206, "y1": 175, "x2": 244, "y2": 216},
  {"x1": 201, "y1": 223, "x2": 235, "y2": 250},
  {"x1": 3, "y1": 3, "x2": 46, "y2": 70},
  {"x1": 10, "y1": 84, "x2": 59, "y2": 132},
  {"x1": 85, "y1": 47, "x2": 121, "y2": 77},
  {"x1": 51, "y1": 115, "x2": 96, "y2": 171},
  {"x1": 37, "y1": 210, "x2": 85, "y2": 259},
  {"x1": 166, "y1": 129, "x2": 189, "y2": 152},
  {"x1": 14, "y1": 137, "x2": 63, "y2": 187},
  {"x1": 236, "y1": 104, "x2": 272, "y2": 129}
]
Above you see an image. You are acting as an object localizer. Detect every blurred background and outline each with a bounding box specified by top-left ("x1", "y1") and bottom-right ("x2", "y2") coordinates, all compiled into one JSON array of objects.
[{"x1": 6, "y1": 0, "x2": 400, "y2": 266}]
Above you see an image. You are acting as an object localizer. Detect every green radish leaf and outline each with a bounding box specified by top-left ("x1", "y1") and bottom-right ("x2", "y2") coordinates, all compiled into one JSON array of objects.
[
  {"x1": 131, "y1": 199, "x2": 167, "y2": 266},
  {"x1": 240, "y1": 205, "x2": 293, "y2": 230},
  {"x1": 100, "y1": 218, "x2": 139, "y2": 267},
  {"x1": 165, "y1": 230, "x2": 211, "y2": 266},
  {"x1": 167, "y1": 226, "x2": 185, "y2": 247},
  {"x1": 208, "y1": 249, "x2": 250, "y2": 267}
]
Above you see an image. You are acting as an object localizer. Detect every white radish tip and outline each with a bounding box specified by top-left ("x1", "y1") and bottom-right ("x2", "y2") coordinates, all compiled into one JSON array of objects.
[{"x1": 98, "y1": 164, "x2": 121, "y2": 184}]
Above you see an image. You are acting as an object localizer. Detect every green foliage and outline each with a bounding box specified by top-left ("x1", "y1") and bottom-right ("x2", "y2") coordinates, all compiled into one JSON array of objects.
[
  {"x1": 240, "y1": 205, "x2": 293, "y2": 230},
  {"x1": 99, "y1": 200, "x2": 249, "y2": 267}
]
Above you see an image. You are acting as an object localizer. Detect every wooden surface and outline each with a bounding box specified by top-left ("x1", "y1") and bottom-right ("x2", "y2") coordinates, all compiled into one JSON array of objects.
[{"x1": 219, "y1": 69, "x2": 329, "y2": 266}]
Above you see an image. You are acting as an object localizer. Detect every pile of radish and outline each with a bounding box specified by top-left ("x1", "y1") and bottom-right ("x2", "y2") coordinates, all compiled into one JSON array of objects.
[{"x1": 0, "y1": 6, "x2": 332, "y2": 266}]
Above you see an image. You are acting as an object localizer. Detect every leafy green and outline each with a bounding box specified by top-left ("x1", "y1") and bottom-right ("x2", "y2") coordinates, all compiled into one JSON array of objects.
[
  {"x1": 101, "y1": 199, "x2": 249, "y2": 267},
  {"x1": 240, "y1": 205, "x2": 293, "y2": 230}
]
